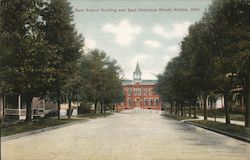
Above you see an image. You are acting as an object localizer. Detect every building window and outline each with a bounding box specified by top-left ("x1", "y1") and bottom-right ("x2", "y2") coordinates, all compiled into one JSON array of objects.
[
  {"x1": 128, "y1": 98, "x2": 133, "y2": 106},
  {"x1": 144, "y1": 98, "x2": 148, "y2": 106},
  {"x1": 137, "y1": 88, "x2": 141, "y2": 96},
  {"x1": 149, "y1": 88, "x2": 153, "y2": 96},
  {"x1": 133, "y1": 88, "x2": 136, "y2": 96},
  {"x1": 128, "y1": 88, "x2": 132, "y2": 96},
  {"x1": 149, "y1": 98, "x2": 153, "y2": 106},
  {"x1": 155, "y1": 98, "x2": 159, "y2": 106},
  {"x1": 144, "y1": 88, "x2": 148, "y2": 96}
]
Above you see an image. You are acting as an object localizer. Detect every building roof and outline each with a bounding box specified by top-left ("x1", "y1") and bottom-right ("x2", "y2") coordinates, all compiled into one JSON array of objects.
[
  {"x1": 134, "y1": 62, "x2": 142, "y2": 74},
  {"x1": 122, "y1": 79, "x2": 157, "y2": 85}
]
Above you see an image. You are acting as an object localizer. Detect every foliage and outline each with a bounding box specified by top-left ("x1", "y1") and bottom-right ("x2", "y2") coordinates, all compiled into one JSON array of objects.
[
  {"x1": 0, "y1": 0, "x2": 58, "y2": 120},
  {"x1": 42, "y1": 0, "x2": 84, "y2": 113},
  {"x1": 79, "y1": 49, "x2": 123, "y2": 113},
  {"x1": 0, "y1": 0, "x2": 122, "y2": 122},
  {"x1": 156, "y1": 0, "x2": 250, "y2": 126}
]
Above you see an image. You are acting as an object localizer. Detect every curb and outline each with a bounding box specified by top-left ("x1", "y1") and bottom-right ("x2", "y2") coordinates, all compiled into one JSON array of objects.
[
  {"x1": 1, "y1": 119, "x2": 88, "y2": 142},
  {"x1": 184, "y1": 121, "x2": 250, "y2": 144}
]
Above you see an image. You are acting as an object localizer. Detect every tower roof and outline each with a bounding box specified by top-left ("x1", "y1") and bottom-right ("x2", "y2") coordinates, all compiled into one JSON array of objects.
[{"x1": 134, "y1": 61, "x2": 142, "y2": 74}]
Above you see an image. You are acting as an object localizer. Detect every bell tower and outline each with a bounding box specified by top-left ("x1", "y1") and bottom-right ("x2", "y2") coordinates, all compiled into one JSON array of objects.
[{"x1": 133, "y1": 61, "x2": 142, "y2": 82}]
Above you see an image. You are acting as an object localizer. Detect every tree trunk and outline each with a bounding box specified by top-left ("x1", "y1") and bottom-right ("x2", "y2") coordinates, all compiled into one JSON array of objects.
[
  {"x1": 25, "y1": 95, "x2": 33, "y2": 121},
  {"x1": 203, "y1": 94, "x2": 208, "y2": 120},
  {"x1": 183, "y1": 105, "x2": 186, "y2": 116},
  {"x1": 224, "y1": 90, "x2": 230, "y2": 124},
  {"x1": 194, "y1": 103, "x2": 197, "y2": 118},
  {"x1": 94, "y1": 102, "x2": 97, "y2": 114},
  {"x1": 2, "y1": 94, "x2": 5, "y2": 120},
  {"x1": 103, "y1": 104, "x2": 106, "y2": 114},
  {"x1": 189, "y1": 105, "x2": 191, "y2": 117},
  {"x1": 181, "y1": 105, "x2": 184, "y2": 116},
  {"x1": 100, "y1": 103, "x2": 103, "y2": 114},
  {"x1": 57, "y1": 98, "x2": 61, "y2": 119},
  {"x1": 1, "y1": 94, "x2": 5, "y2": 125},
  {"x1": 175, "y1": 104, "x2": 177, "y2": 115},
  {"x1": 170, "y1": 102, "x2": 173, "y2": 114},
  {"x1": 244, "y1": 76, "x2": 250, "y2": 127},
  {"x1": 177, "y1": 104, "x2": 180, "y2": 116},
  {"x1": 68, "y1": 98, "x2": 72, "y2": 119}
]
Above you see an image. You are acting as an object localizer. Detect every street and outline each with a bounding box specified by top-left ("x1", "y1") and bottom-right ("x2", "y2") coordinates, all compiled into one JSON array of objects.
[{"x1": 2, "y1": 109, "x2": 250, "y2": 160}]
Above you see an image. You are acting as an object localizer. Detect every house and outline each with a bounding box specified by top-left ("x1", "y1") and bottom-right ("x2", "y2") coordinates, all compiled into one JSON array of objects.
[
  {"x1": 230, "y1": 86, "x2": 245, "y2": 111},
  {"x1": 116, "y1": 62, "x2": 162, "y2": 111},
  {"x1": 197, "y1": 87, "x2": 245, "y2": 111},
  {"x1": 197, "y1": 94, "x2": 224, "y2": 110},
  {"x1": 0, "y1": 95, "x2": 45, "y2": 120}
]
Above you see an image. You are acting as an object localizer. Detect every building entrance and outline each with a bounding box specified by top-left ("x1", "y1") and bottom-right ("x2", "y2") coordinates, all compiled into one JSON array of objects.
[{"x1": 135, "y1": 99, "x2": 140, "y2": 107}]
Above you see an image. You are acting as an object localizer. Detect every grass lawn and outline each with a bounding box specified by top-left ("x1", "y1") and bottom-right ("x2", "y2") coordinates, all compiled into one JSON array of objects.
[
  {"x1": 230, "y1": 114, "x2": 245, "y2": 121},
  {"x1": 206, "y1": 114, "x2": 245, "y2": 121},
  {"x1": 191, "y1": 120, "x2": 250, "y2": 139},
  {"x1": 164, "y1": 113, "x2": 196, "y2": 121},
  {"x1": 196, "y1": 109, "x2": 245, "y2": 121},
  {"x1": 1, "y1": 113, "x2": 112, "y2": 137}
]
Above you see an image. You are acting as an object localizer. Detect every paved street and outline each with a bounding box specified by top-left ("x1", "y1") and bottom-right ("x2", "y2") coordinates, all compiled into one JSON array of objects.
[{"x1": 2, "y1": 108, "x2": 250, "y2": 160}]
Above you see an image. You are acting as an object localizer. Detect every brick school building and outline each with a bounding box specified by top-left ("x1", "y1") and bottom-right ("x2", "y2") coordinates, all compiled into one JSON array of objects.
[{"x1": 116, "y1": 62, "x2": 161, "y2": 111}]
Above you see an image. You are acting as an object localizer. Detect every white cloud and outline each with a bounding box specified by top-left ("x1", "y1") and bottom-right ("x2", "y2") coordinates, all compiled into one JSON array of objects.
[
  {"x1": 85, "y1": 37, "x2": 96, "y2": 49},
  {"x1": 144, "y1": 40, "x2": 161, "y2": 48},
  {"x1": 162, "y1": 45, "x2": 180, "y2": 63},
  {"x1": 166, "y1": 45, "x2": 180, "y2": 55},
  {"x1": 152, "y1": 21, "x2": 192, "y2": 39},
  {"x1": 102, "y1": 20, "x2": 141, "y2": 46}
]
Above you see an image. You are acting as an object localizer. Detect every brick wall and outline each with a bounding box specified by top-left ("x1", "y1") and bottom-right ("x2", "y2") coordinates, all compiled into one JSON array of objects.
[{"x1": 116, "y1": 83, "x2": 161, "y2": 111}]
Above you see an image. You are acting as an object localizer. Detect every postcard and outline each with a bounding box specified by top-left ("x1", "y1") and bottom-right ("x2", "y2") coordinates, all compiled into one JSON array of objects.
[{"x1": 0, "y1": 0, "x2": 250, "y2": 160}]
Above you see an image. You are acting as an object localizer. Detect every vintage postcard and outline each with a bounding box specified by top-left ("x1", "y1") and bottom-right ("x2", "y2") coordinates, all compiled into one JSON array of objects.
[{"x1": 0, "y1": 0, "x2": 250, "y2": 159}]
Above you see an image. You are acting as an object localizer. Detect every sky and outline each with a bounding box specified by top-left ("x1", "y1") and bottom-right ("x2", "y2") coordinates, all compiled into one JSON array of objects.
[{"x1": 69, "y1": 0, "x2": 212, "y2": 80}]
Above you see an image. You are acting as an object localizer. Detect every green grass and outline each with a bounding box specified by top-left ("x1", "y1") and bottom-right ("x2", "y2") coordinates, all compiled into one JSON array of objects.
[
  {"x1": 230, "y1": 114, "x2": 245, "y2": 121},
  {"x1": 164, "y1": 113, "x2": 196, "y2": 121},
  {"x1": 1, "y1": 118, "x2": 83, "y2": 137},
  {"x1": 191, "y1": 120, "x2": 250, "y2": 139},
  {"x1": 206, "y1": 114, "x2": 245, "y2": 121},
  {"x1": 1, "y1": 113, "x2": 112, "y2": 137},
  {"x1": 196, "y1": 109, "x2": 245, "y2": 121}
]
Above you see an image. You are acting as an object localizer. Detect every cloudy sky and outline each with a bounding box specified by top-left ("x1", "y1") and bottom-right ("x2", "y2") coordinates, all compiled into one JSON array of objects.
[{"x1": 69, "y1": 0, "x2": 212, "y2": 80}]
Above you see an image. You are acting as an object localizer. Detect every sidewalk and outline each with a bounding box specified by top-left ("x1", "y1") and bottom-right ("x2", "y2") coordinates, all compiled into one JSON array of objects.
[{"x1": 187, "y1": 115, "x2": 244, "y2": 126}]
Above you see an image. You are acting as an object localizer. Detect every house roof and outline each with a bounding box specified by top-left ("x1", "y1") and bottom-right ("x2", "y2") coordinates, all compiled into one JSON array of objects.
[{"x1": 122, "y1": 79, "x2": 157, "y2": 85}]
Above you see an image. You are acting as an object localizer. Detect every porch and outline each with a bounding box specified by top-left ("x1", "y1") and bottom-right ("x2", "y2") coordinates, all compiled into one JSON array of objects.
[{"x1": 2, "y1": 95, "x2": 45, "y2": 120}]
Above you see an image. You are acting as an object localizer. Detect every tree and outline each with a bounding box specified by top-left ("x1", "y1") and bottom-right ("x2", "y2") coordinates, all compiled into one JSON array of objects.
[
  {"x1": 0, "y1": 0, "x2": 57, "y2": 121},
  {"x1": 156, "y1": 0, "x2": 250, "y2": 126},
  {"x1": 178, "y1": 34, "x2": 201, "y2": 118},
  {"x1": 79, "y1": 49, "x2": 123, "y2": 114},
  {"x1": 101, "y1": 58, "x2": 123, "y2": 113},
  {"x1": 42, "y1": 0, "x2": 84, "y2": 119},
  {"x1": 205, "y1": 0, "x2": 250, "y2": 125},
  {"x1": 187, "y1": 21, "x2": 217, "y2": 121}
]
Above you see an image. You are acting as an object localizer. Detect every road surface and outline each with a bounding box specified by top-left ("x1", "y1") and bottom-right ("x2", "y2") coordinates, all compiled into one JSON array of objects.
[{"x1": 2, "y1": 108, "x2": 250, "y2": 160}]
